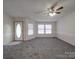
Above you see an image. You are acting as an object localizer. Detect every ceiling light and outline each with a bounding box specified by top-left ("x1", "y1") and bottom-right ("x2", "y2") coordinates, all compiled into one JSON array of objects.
[{"x1": 49, "y1": 13, "x2": 56, "y2": 16}]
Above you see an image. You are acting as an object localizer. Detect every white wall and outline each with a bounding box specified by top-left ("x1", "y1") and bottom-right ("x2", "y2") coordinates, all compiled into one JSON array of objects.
[
  {"x1": 35, "y1": 21, "x2": 57, "y2": 37},
  {"x1": 11, "y1": 17, "x2": 36, "y2": 40},
  {"x1": 3, "y1": 13, "x2": 13, "y2": 45},
  {"x1": 57, "y1": 12, "x2": 75, "y2": 46},
  {"x1": 13, "y1": 18, "x2": 57, "y2": 40},
  {"x1": 25, "y1": 19, "x2": 36, "y2": 40}
]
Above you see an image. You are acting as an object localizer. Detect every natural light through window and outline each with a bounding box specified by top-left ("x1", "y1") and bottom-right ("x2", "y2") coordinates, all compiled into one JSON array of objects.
[
  {"x1": 38, "y1": 24, "x2": 52, "y2": 34},
  {"x1": 16, "y1": 24, "x2": 21, "y2": 38},
  {"x1": 28, "y1": 24, "x2": 33, "y2": 35},
  {"x1": 38, "y1": 24, "x2": 44, "y2": 34},
  {"x1": 45, "y1": 24, "x2": 52, "y2": 34}
]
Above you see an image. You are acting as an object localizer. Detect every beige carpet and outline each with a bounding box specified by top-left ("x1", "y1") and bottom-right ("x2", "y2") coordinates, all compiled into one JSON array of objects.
[{"x1": 3, "y1": 37, "x2": 75, "y2": 59}]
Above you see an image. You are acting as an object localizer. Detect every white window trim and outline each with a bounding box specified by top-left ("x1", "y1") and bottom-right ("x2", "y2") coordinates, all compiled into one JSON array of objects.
[
  {"x1": 38, "y1": 24, "x2": 52, "y2": 34},
  {"x1": 28, "y1": 24, "x2": 34, "y2": 35}
]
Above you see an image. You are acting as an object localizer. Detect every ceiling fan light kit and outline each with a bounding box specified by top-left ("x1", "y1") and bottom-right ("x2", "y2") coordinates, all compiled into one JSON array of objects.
[
  {"x1": 35, "y1": 0, "x2": 63, "y2": 17},
  {"x1": 49, "y1": 12, "x2": 56, "y2": 16}
]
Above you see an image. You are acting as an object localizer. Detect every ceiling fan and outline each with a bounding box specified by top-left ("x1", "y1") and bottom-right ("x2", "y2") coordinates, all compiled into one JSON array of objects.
[{"x1": 35, "y1": 0, "x2": 64, "y2": 16}]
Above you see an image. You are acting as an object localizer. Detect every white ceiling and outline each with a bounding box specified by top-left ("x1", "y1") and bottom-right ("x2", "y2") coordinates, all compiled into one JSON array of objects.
[{"x1": 3, "y1": 0, "x2": 75, "y2": 21}]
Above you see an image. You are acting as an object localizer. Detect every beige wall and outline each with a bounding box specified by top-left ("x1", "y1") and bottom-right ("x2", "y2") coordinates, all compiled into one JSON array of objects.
[
  {"x1": 3, "y1": 13, "x2": 13, "y2": 45},
  {"x1": 57, "y1": 12, "x2": 75, "y2": 46}
]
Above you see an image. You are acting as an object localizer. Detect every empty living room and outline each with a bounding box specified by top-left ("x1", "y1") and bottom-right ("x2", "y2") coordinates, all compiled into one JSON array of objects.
[{"x1": 3, "y1": 0, "x2": 75, "y2": 59}]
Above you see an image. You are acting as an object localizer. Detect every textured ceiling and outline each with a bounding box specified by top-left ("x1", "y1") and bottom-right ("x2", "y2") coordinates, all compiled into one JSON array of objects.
[{"x1": 3, "y1": 0, "x2": 75, "y2": 21}]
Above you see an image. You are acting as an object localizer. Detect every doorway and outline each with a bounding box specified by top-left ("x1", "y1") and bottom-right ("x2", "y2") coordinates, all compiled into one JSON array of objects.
[{"x1": 15, "y1": 21, "x2": 23, "y2": 40}]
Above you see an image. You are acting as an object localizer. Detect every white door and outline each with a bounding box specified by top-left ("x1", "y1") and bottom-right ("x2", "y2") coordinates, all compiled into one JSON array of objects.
[{"x1": 15, "y1": 21, "x2": 23, "y2": 40}]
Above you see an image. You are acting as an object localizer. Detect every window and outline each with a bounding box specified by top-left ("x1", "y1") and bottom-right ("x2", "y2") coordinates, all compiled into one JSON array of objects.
[
  {"x1": 15, "y1": 22, "x2": 23, "y2": 40},
  {"x1": 45, "y1": 24, "x2": 52, "y2": 34},
  {"x1": 16, "y1": 23, "x2": 21, "y2": 38},
  {"x1": 38, "y1": 24, "x2": 44, "y2": 34},
  {"x1": 28, "y1": 24, "x2": 33, "y2": 35},
  {"x1": 38, "y1": 24, "x2": 52, "y2": 34}
]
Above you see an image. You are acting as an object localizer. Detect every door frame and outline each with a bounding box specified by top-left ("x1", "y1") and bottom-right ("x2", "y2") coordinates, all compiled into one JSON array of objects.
[{"x1": 14, "y1": 21, "x2": 24, "y2": 41}]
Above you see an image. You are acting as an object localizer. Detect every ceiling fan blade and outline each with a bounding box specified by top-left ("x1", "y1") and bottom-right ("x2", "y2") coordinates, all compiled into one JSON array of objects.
[
  {"x1": 56, "y1": 6, "x2": 63, "y2": 11},
  {"x1": 55, "y1": 12, "x2": 61, "y2": 14},
  {"x1": 50, "y1": 0, "x2": 62, "y2": 10},
  {"x1": 50, "y1": 1, "x2": 59, "y2": 10}
]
